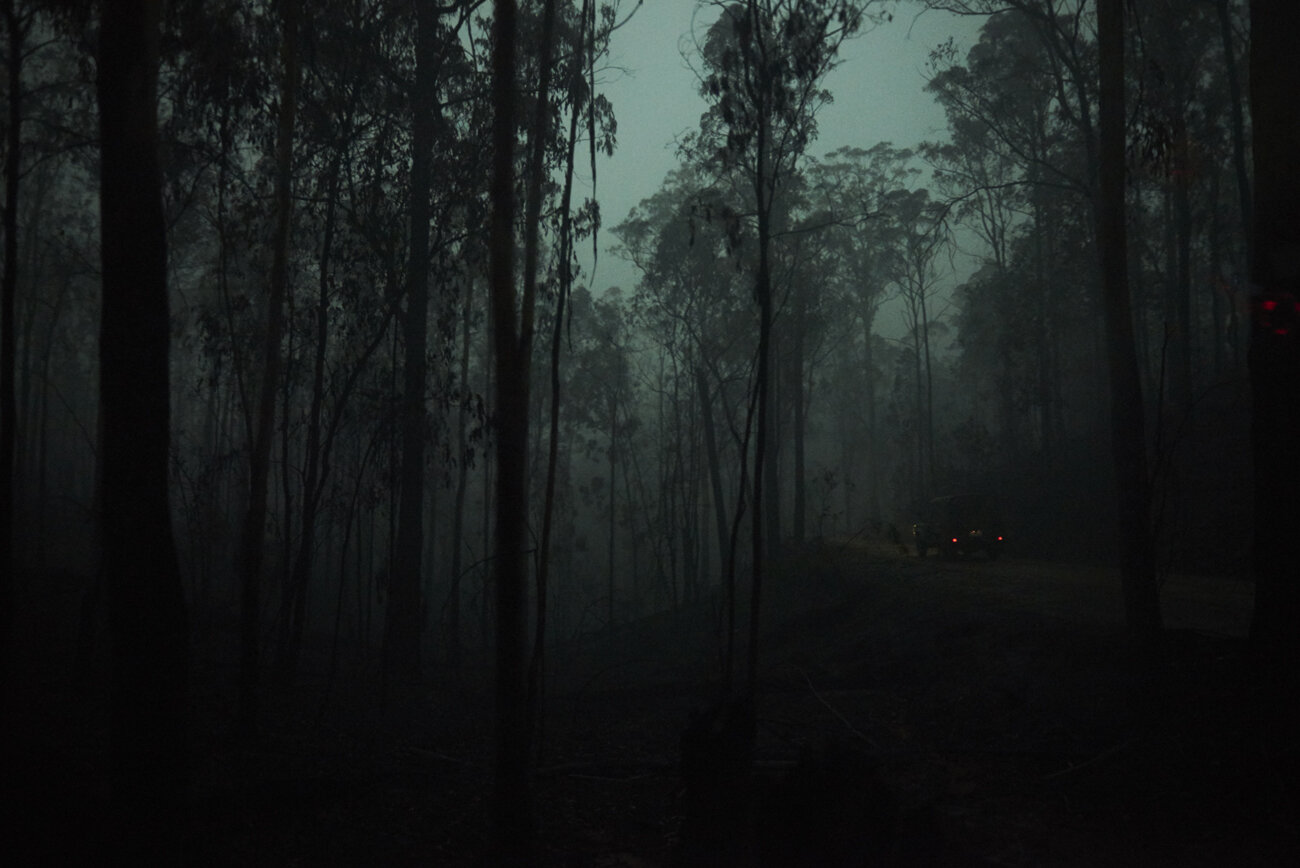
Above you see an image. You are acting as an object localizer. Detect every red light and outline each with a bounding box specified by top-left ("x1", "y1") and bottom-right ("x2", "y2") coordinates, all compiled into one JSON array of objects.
[
  {"x1": 951, "y1": 538, "x2": 958, "y2": 544},
  {"x1": 997, "y1": 536, "x2": 1003, "y2": 541},
  {"x1": 1256, "y1": 291, "x2": 1299, "y2": 337}
]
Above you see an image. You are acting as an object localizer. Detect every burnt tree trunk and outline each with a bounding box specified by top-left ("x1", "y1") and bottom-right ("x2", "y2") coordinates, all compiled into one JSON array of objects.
[
  {"x1": 488, "y1": 0, "x2": 534, "y2": 856},
  {"x1": 448, "y1": 286, "x2": 471, "y2": 669},
  {"x1": 1248, "y1": 0, "x2": 1300, "y2": 689},
  {"x1": 792, "y1": 289, "x2": 806, "y2": 544},
  {"x1": 521, "y1": 0, "x2": 559, "y2": 730},
  {"x1": 385, "y1": 0, "x2": 439, "y2": 681},
  {"x1": 97, "y1": 0, "x2": 190, "y2": 854},
  {"x1": 533, "y1": 48, "x2": 583, "y2": 720},
  {"x1": 1098, "y1": 0, "x2": 1160, "y2": 645},
  {"x1": 0, "y1": 0, "x2": 25, "y2": 680},
  {"x1": 751, "y1": 169, "x2": 772, "y2": 696}
]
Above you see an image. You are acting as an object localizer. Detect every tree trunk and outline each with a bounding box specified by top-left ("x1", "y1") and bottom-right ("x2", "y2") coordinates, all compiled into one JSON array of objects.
[
  {"x1": 1161, "y1": 173, "x2": 1193, "y2": 409},
  {"x1": 750, "y1": 157, "x2": 772, "y2": 696},
  {"x1": 1174, "y1": 162, "x2": 1193, "y2": 406},
  {"x1": 1098, "y1": 0, "x2": 1160, "y2": 645},
  {"x1": 862, "y1": 308, "x2": 880, "y2": 522},
  {"x1": 385, "y1": 0, "x2": 439, "y2": 681},
  {"x1": 792, "y1": 289, "x2": 806, "y2": 544},
  {"x1": 920, "y1": 285, "x2": 935, "y2": 490},
  {"x1": 448, "y1": 287, "x2": 471, "y2": 668},
  {"x1": 1033, "y1": 191, "x2": 1053, "y2": 474},
  {"x1": 607, "y1": 394, "x2": 617, "y2": 631},
  {"x1": 0, "y1": 0, "x2": 24, "y2": 665},
  {"x1": 531, "y1": 0, "x2": 571, "y2": 730},
  {"x1": 697, "y1": 367, "x2": 729, "y2": 587},
  {"x1": 1208, "y1": 172, "x2": 1227, "y2": 375},
  {"x1": 1217, "y1": 0, "x2": 1252, "y2": 271},
  {"x1": 1248, "y1": 0, "x2": 1300, "y2": 683},
  {"x1": 910, "y1": 298, "x2": 925, "y2": 496},
  {"x1": 97, "y1": 0, "x2": 190, "y2": 853},
  {"x1": 282, "y1": 158, "x2": 341, "y2": 679},
  {"x1": 35, "y1": 280, "x2": 69, "y2": 570},
  {"x1": 488, "y1": 0, "x2": 534, "y2": 854},
  {"x1": 277, "y1": 310, "x2": 295, "y2": 670},
  {"x1": 480, "y1": 316, "x2": 493, "y2": 660},
  {"x1": 239, "y1": 0, "x2": 300, "y2": 741}
]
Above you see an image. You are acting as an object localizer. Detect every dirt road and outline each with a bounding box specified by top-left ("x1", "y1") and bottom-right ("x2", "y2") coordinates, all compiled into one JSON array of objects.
[{"x1": 537, "y1": 541, "x2": 1280, "y2": 865}]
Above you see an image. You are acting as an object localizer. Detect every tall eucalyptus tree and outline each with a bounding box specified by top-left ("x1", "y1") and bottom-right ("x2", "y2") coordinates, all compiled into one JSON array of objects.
[
  {"x1": 239, "y1": 0, "x2": 301, "y2": 742},
  {"x1": 694, "y1": 0, "x2": 877, "y2": 693},
  {"x1": 487, "y1": 0, "x2": 533, "y2": 854},
  {"x1": 807, "y1": 143, "x2": 912, "y2": 522}
]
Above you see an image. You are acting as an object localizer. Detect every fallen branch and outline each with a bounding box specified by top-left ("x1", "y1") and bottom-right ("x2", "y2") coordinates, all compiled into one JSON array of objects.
[
  {"x1": 801, "y1": 668, "x2": 881, "y2": 750},
  {"x1": 535, "y1": 758, "x2": 677, "y2": 779},
  {"x1": 1043, "y1": 735, "x2": 1140, "y2": 780}
]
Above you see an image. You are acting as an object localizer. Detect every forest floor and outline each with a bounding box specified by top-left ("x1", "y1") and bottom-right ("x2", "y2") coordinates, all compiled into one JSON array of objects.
[{"x1": 5, "y1": 539, "x2": 1299, "y2": 865}]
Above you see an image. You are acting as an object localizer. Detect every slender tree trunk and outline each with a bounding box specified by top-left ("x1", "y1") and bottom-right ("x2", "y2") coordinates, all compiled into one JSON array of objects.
[
  {"x1": 1174, "y1": 165, "x2": 1193, "y2": 405},
  {"x1": 0, "y1": 0, "x2": 24, "y2": 665},
  {"x1": 1098, "y1": 0, "x2": 1160, "y2": 645},
  {"x1": 679, "y1": 394, "x2": 699, "y2": 605},
  {"x1": 1208, "y1": 173, "x2": 1226, "y2": 375},
  {"x1": 97, "y1": 0, "x2": 189, "y2": 853},
  {"x1": 239, "y1": 0, "x2": 300, "y2": 741},
  {"x1": 283, "y1": 159, "x2": 341, "y2": 679},
  {"x1": 36, "y1": 282, "x2": 69, "y2": 568},
  {"x1": 722, "y1": 385, "x2": 756, "y2": 691},
  {"x1": 1217, "y1": 0, "x2": 1252, "y2": 271},
  {"x1": 526, "y1": 0, "x2": 569, "y2": 740},
  {"x1": 621, "y1": 418, "x2": 650, "y2": 612},
  {"x1": 697, "y1": 367, "x2": 729, "y2": 585},
  {"x1": 792, "y1": 291, "x2": 806, "y2": 544},
  {"x1": 532, "y1": 65, "x2": 583, "y2": 719},
  {"x1": 910, "y1": 298, "x2": 925, "y2": 496},
  {"x1": 1161, "y1": 177, "x2": 1193, "y2": 409},
  {"x1": 385, "y1": 0, "x2": 439, "y2": 681},
  {"x1": 448, "y1": 288, "x2": 471, "y2": 668},
  {"x1": 488, "y1": 0, "x2": 533, "y2": 854},
  {"x1": 862, "y1": 308, "x2": 880, "y2": 522},
  {"x1": 750, "y1": 158, "x2": 771, "y2": 696},
  {"x1": 1033, "y1": 202, "x2": 1053, "y2": 472},
  {"x1": 762, "y1": 352, "x2": 780, "y2": 560},
  {"x1": 277, "y1": 319, "x2": 294, "y2": 668},
  {"x1": 1130, "y1": 175, "x2": 1154, "y2": 393},
  {"x1": 325, "y1": 427, "x2": 380, "y2": 715},
  {"x1": 480, "y1": 317, "x2": 493, "y2": 660},
  {"x1": 920, "y1": 286, "x2": 935, "y2": 490},
  {"x1": 606, "y1": 393, "x2": 617, "y2": 630}
]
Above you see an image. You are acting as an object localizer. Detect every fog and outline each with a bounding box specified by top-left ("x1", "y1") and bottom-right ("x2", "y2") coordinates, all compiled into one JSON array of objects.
[{"x1": 1, "y1": 1, "x2": 1290, "y2": 863}]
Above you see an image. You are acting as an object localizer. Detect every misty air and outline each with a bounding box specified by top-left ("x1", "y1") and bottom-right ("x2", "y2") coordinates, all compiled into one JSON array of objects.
[{"x1": 2, "y1": 0, "x2": 1298, "y2": 864}]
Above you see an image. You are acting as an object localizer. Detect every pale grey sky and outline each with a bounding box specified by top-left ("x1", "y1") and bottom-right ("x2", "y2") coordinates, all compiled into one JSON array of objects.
[{"x1": 576, "y1": 1, "x2": 988, "y2": 295}]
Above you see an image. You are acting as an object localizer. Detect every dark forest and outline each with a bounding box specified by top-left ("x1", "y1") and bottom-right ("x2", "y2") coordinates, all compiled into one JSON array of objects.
[{"x1": 2, "y1": 0, "x2": 1298, "y2": 864}]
